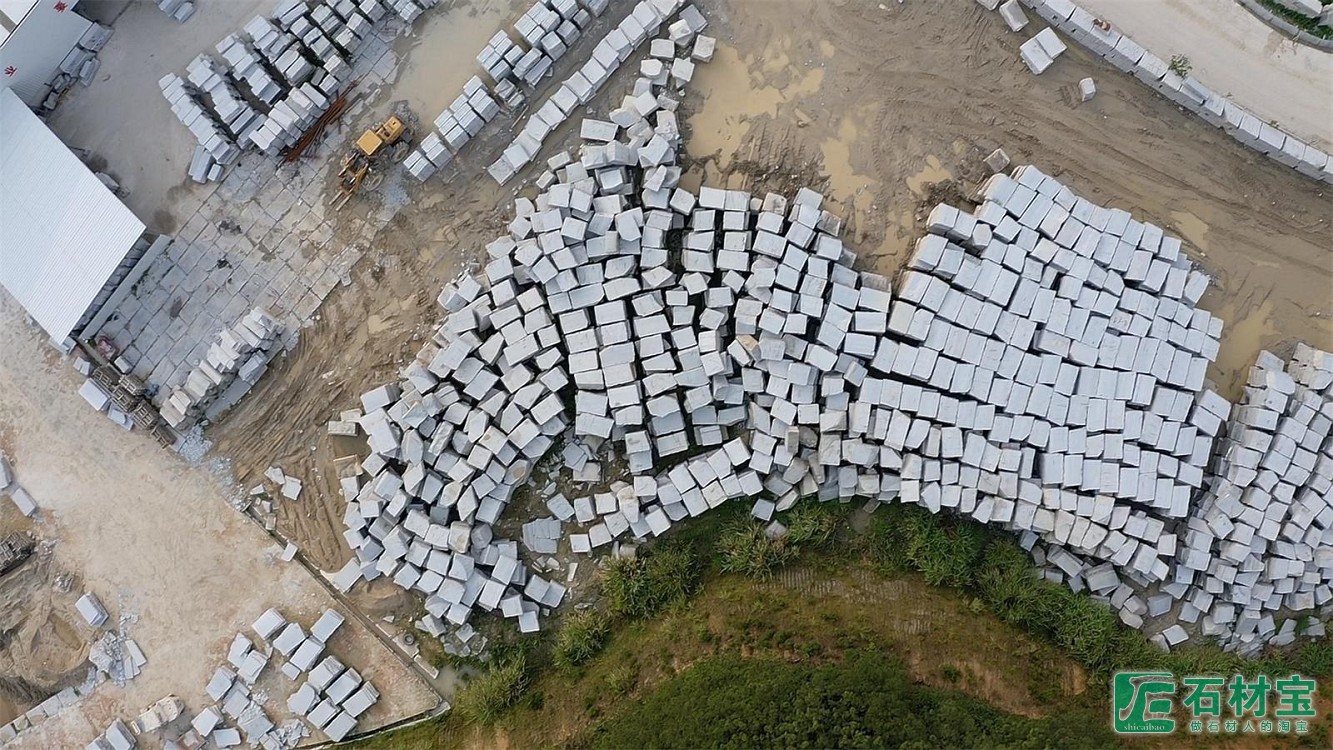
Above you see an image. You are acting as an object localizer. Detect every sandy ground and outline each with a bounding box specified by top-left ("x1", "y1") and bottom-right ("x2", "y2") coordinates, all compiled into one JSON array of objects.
[
  {"x1": 1079, "y1": 0, "x2": 1333, "y2": 152},
  {"x1": 0, "y1": 292, "x2": 437, "y2": 747}
]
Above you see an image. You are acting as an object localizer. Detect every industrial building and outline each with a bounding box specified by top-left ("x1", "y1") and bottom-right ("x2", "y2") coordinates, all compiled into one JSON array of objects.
[{"x1": 0, "y1": 87, "x2": 164, "y2": 346}]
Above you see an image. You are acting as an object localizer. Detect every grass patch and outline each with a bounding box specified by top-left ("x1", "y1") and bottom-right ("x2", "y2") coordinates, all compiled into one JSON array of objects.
[
  {"x1": 584, "y1": 652, "x2": 1115, "y2": 749},
  {"x1": 339, "y1": 715, "x2": 448, "y2": 750},
  {"x1": 603, "y1": 544, "x2": 700, "y2": 619},
  {"x1": 717, "y1": 517, "x2": 797, "y2": 578},
  {"x1": 866, "y1": 502, "x2": 1333, "y2": 682},
  {"x1": 553, "y1": 610, "x2": 611, "y2": 669},
  {"x1": 452, "y1": 656, "x2": 529, "y2": 725},
  {"x1": 717, "y1": 503, "x2": 848, "y2": 579}
]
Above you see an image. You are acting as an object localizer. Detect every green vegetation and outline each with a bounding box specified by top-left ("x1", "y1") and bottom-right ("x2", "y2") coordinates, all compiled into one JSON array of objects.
[
  {"x1": 717, "y1": 516, "x2": 797, "y2": 578},
  {"x1": 866, "y1": 502, "x2": 1333, "y2": 681},
  {"x1": 452, "y1": 656, "x2": 529, "y2": 725},
  {"x1": 603, "y1": 544, "x2": 700, "y2": 619},
  {"x1": 586, "y1": 652, "x2": 1115, "y2": 749},
  {"x1": 718, "y1": 503, "x2": 847, "y2": 578},
  {"x1": 553, "y1": 610, "x2": 611, "y2": 669},
  {"x1": 1168, "y1": 54, "x2": 1193, "y2": 78},
  {"x1": 1258, "y1": 0, "x2": 1333, "y2": 39}
]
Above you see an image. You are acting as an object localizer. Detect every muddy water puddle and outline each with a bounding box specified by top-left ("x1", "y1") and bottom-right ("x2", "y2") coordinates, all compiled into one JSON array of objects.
[{"x1": 387, "y1": 0, "x2": 526, "y2": 125}]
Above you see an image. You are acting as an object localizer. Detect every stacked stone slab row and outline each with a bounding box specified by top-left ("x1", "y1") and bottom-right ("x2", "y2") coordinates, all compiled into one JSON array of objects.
[
  {"x1": 249, "y1": 81, "x2": 337, "y2": 157},
  {"x1": 1006, "y1": 0, "x2": 1332, "y2": 183},
  {"x1": 406, "y1": 0, "x2": 613, "y2": 181},
  {"x1": 186, "y1": 54, "x2": 264, "y2": 146},
  {"x1": 404, "y1": 76, "x2": 502, "y2": 179},
  {"x1": 160, "y1": 73, "x2": 241, "y2": 184},
  {"x1": 487, "y1": 0, "x2": 697, "y2": 184},
  {"x1": 1170, "y1": 346, "x2": 1333, "y2": 655},
  {"x1": 219, "y1": 30, "x2": 288, "y2": 106},
  {"x1": 158, "y1": 0, "x2": 198, "y2": 23},
  {"x1": 160, "y1": 308, "x2": 281, "y2": 429}
]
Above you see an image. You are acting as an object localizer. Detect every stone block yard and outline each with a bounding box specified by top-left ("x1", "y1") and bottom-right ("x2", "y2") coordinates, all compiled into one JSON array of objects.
[{"x1": 0, "y1": 0, "x2": 1330, "y2": 747}]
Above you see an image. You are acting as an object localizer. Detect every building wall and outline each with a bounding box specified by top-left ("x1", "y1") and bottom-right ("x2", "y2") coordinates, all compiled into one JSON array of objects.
[{"x1": 0, "y1": 0, "x2": 91, "y2": 106}]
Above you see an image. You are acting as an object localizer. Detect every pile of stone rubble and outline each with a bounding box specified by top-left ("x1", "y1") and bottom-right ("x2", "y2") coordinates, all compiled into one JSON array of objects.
[
  {"x1": 36, "y1": 23, "x2": 115, "y2": 113},
  {"x1": 329, "y1": 5, "x2": 1330, "y2": 655}
]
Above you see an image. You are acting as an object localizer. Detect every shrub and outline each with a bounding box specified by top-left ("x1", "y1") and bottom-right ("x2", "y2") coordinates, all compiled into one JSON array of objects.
[
  {"x1": 554, "y1": 610, "x2": 611, "y2": 669},
  {"x1": 717, "y1": 518, "x2": 795, "y2": 579},
  {"x1": 605, "y1": 661, "x2": 639, "y2": 695},
  {"x1": 1168, "y1": 54, "x2": 1192, "y2": 77},
  {"x1": 453, "y1": 656, "x2": 529, "y2": 725},
  {"x1": 603, "y1": 546, "x2": 699, "y2": 619},
  {"x1": 784, "y1": 503, "x2": 843, "y2": 548},
  {"x1": 718, "y1": 503, "x2": 848, "y2": 579}
]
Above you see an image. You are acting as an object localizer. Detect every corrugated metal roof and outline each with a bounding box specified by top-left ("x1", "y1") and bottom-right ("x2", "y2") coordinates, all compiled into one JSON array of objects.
[
  {"x1": 0, "y1": 88, "x2": 145, "y2": 341},
  {"x1": 0, "y1": 0, "x2": 37, "y2": 27}
]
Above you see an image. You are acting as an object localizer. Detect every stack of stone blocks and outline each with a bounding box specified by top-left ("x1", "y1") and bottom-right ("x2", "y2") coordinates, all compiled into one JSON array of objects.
[
  {"x1": 486, "y1": 0, "x2": 709, "y2": 184},
  {"x1": 334, "y1": 2, "x2": 1333, "y2": 656},
  {"x1": 161, "y1": 0, "x2": 440, "y2": 183},
  {"x1": 157, "y1": 0, "x2": 199, "y2": 23},
  {"x1": 324, "y1": 10, "x2": 723, "y2": 637},
  {"x1": 186, "y1": 606, "x2": 366, "y2": 747},
  {"x1": 159, "y1": 308, "x2": 281, "y2": 428},
  {"x1": 1170, "y1": 346, "x2": 1333, "y2": 655}
]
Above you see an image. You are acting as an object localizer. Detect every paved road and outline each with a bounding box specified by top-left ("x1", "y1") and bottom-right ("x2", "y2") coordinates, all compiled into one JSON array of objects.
[{"x1": 1077, "y1": 0, "x2": 1333, "y2": 151}]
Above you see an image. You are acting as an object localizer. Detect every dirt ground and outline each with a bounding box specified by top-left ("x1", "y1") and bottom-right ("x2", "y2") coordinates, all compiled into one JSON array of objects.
[
  {"x1": 0, "y1": 293, "x2": 438, "y2": 747},
  {"x1": 211, "y1": 0, "x2": 1333, "y2": 590}
]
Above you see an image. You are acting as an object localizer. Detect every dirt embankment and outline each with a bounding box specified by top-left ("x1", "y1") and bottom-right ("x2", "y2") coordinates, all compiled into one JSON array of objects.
[{"x1": 0, "y1": 538, "x2": 91, "y2": 723}]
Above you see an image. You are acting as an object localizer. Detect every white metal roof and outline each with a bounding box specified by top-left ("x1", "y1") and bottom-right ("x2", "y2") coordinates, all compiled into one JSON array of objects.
[
  {"x1": 0, "y1": 0, "x2": 37, "y2": 27},
  {"x1": 0, "y1": 88, "x2": 145, "y2": 340}
]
